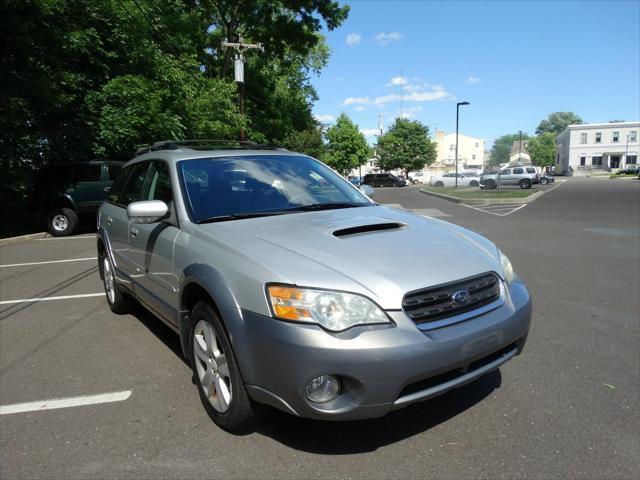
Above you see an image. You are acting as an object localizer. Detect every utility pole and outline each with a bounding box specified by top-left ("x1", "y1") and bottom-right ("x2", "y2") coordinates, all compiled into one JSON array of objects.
[
  {"x1": 455, "y1": 101, "x2": 470, "y2": 187},
  {"x1": 222, "y1": 37, "x2": 264, "y2": 141},
  {"x1": 518, "y1": 130, "x2": 522, "y2": 165}
]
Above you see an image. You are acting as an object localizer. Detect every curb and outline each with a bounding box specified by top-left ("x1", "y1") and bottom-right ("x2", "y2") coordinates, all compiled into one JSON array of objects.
[
  {"x1": 0, "y1": 232, "x2": 48, "y2": 247},
  {"x1": 419, "y1": 188, "x2": 544, "y2": 205}
]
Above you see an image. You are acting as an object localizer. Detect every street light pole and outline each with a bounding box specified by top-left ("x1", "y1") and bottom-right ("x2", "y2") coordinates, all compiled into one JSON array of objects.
[{"x1": 455, "y1": 101, "x2": 470, "y2": 187}]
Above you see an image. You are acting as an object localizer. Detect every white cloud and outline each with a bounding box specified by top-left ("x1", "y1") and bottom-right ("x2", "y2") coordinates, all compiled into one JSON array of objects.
[
  {"x1": 465, "y1": 76, "x2": 480, "y2": 84},
  {"x1": 375, "y1": 32, "x2": 403, "y2": 45},
  {"x1": 372, "y1": 85, "x2": 451, "y2": 105},
  {"x1": 398, "y1": 106, "x2": 423, "y2": 119},
  {"x1": 346, "y1": 33, "x2": 361, "y2": 46},
  {"x1": 360, "y1": 128, "x2": 380, "y2": 137},
  {"x1": 386, "y1": 76, "x2": 408, "y2": 86},
  {"x1": 355, "y1": 106, "x2": 365, "y2": 111},
  {"x1": 314, "y1": 114, "x2": 335, "y2": 123},
  {"x1": 343, "y1": 96, "x2": 370, "y2": 105}
]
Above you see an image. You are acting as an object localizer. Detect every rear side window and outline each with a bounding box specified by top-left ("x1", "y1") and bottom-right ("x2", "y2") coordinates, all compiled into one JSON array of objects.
[
  {"x1": 78, "y1": 164, "x2": 102, "y2": 182},
  {"x1": 107, "y1": 167, "x2": 130, "y2": 204},
  {"x1": 120, "y1": 162, "x2": 149, "y2": 206},
  {"x1": 526, "y1": 167, "x2": 536, "y2": 173},
  {"x1": 513, "y1": 168, "x2": 524, "y2": 174}
]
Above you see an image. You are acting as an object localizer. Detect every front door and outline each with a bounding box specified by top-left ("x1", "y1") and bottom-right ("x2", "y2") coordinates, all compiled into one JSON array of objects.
[
  {"x1": 73, "y1": 163, "x2": 105, "y2": 213},
  {"x1": 128, "y1": 161, "x2": 180, "y2": 326},
  {"x1": 610, "y1": 156, "x2": 621, "y2": 169}
]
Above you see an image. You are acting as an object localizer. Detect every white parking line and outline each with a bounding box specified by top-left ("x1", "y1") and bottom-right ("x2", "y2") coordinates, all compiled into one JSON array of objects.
[
  {"x1": 37, "y1": 235, "x2": 95, "y2": 241},
  {"x1": 0, "y1": 257, "x2": 97, "y2": 268},
  {"x1": 462, "y1": 203, "x2": 528, "y2": 216},
  {"x1": 0, "y1": 390, "x2": 132, "y2": 415},
  {"x1": 0, "y1": 293, "x2": 104, "y2": 305}
]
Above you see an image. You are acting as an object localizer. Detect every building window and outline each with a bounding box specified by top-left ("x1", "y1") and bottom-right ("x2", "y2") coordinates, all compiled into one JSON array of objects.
[
  {"x1": 613, "y1": 131, "x2": 619, "y2": 142},
  {"x1": 595, "y1": 132, "x2": 602, "y2": 143},
  {"x1": 627, "y1": 155, "x2": 637, "y2": 164},
  {"x1": 631, "y1": 131, "x2": 637, "y2": 142},
  {"x1": 472, "y1": 154, "x2": 476, "y2": 160},
  {"x1": 580, "y1": 133, "x2": 587, "y2": 144},
  {"x1": 591, "y1": 156, "x2": 603, "y2": 166},
  {"x1": 449, "y1": 144, "x2": 455, "y2": 151},
  {"x1": 475, "y1": 142, "x2": 479, "y2": 147},
  {"x1": 580, "y1": 156, "x2": 586, "y2": 166}
]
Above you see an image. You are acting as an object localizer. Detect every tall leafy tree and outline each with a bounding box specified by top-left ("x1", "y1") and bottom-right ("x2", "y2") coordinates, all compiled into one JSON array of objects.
[
  {"x1": 536, "y1": 112, "x2": 583, "y2": 135},
  {"x1": 376, "y1": 119, "x2": 436, "y2": 177},
  {"x1": 282, "y1": 124, "x2": 326, "y2": 159},
  {"x1": 489, "y1": 133, "x2": 530, "y2": 166},
  {"x1": 527, "y1": 132, "x2": 556, "y2": 168},
  {"x1": 324, "y1": 114, "x2": 369, "y2": 175}
]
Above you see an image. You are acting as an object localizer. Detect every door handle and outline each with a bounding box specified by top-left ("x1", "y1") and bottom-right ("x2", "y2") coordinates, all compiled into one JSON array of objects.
[
  {"x1": 104, "y1": 186, "x2": 111, "y2": 192},
  {"x1": 106, "y1": 216, "x2": 113, "y2": 226},
  {"x1": 130, "y1": 226, "x2": 139, "y2": 238}
]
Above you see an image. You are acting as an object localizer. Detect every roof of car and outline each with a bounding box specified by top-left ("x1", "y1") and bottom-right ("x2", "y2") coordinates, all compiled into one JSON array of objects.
[{"x1": 128, "y1": 139, "x2": 301, "y2": 165}]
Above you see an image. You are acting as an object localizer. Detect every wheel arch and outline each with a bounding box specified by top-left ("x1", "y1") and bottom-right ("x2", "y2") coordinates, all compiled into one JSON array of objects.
[{"x1": 52, "y1": 194, "x2": 76, "y2": 212}]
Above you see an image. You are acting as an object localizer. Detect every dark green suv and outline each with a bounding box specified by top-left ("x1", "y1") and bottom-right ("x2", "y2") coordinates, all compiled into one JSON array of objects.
[{"x1": 43, "y1": 160, "x2": 124, "y2": 236}]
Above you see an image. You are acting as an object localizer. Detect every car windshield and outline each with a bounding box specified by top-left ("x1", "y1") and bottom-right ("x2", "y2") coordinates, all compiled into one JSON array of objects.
[{"x1": 179, "y1": 155, "x2": 372, "y2": 223}]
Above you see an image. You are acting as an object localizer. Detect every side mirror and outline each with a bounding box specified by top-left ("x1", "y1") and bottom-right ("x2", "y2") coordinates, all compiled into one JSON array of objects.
[
  {"x1": 127, "y1": 200, "x2": 169, "y2": 224},
  {"x1": 359, "y1": 184, "x2": 375, "y2": 198}
]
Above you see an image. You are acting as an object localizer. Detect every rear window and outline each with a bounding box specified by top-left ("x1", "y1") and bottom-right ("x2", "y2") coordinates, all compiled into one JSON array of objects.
[
  {"x1": 513, "y1": 168, "x2": 524, "y2": 174},
  {"x1": 526, "y1": 167, "x2": 536, "y2": 173}
]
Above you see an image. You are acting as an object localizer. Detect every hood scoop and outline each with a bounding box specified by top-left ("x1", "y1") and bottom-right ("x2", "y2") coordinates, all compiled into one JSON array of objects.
[{"x1": 333, "y1": 222, "x2": 406, "y2": 238}]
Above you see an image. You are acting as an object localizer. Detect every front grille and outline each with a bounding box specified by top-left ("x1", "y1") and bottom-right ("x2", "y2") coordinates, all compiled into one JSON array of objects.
[{"x1": 402, "y1": 272, "x2": 501, "y2": 324}]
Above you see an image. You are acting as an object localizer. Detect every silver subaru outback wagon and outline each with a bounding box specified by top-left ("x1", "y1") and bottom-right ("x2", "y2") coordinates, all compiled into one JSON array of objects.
[{"x1": 97, "y1": 140, "x2": 531, "y2": 432}]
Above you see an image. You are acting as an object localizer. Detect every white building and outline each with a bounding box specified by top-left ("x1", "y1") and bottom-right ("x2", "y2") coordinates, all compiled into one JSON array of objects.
[
  {"x1": 424, "y1": 131, "x2": 485, "y2": 177},
  {"x1": 509, "y1": 140, "x2": 532, "y2": 165},
  {"x1": 555, "y1": 121, "x2": 639, "y2": 175}
]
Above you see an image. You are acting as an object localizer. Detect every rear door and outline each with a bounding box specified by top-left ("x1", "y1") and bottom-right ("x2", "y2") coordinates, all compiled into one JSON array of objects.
[
  {"x1": 128, "y1": 161, "x2": 180, "y2": 325},
  {"x1": 73, "y1": 163, "x2": 105, "y2": 213},
  {"x1": 499, "y1": 168, "x2": 513, "y2": 185},
  {"x1": 512, "y1": 167, "x2": 525, "y2": 184}
]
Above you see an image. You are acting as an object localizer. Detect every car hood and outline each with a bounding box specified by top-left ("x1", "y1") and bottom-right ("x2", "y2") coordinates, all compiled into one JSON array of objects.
[{"x1": 198, "y1": 206, "x2": 502, "y2": 310}]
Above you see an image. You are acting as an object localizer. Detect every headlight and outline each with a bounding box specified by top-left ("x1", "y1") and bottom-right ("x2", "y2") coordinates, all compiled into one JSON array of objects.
[
  {"x1": 498, "y1": 249, "x2": 515, "y2": 284},
  {"x1": 267, "y1": 285, "x2": 391, "y2": 332}
]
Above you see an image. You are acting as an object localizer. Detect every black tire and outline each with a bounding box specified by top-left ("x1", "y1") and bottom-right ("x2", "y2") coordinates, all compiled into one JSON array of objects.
[
  {"x1": 484, "y1": 179, "x2": 496, "y2": 189},
  {"x1": 47, "y1": 208, "x2": 78, "y2": 236},
  {"x1": 519, "y1": 179, "x2": 532, "y2": 189},
  {"x1": 540, "y1": 178, "x2": 548, "y2": 185},
  {"x1": 469, "y1": 180, "x2": 479, "y2": 187},
  {"x1": 190, "y1": 301, "x2": 261, "y2": 432},
  {"x1": 435, "y1": 181, "x2": 444, "y2": 187},
  {"x1": 99, "y1": 253, "x2": 134, "y2": 314}
]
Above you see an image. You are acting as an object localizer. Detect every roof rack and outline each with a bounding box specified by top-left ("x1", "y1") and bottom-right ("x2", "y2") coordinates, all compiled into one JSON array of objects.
[{"x1": 134, "y1": 139, "x2": 286, "y2": 156}]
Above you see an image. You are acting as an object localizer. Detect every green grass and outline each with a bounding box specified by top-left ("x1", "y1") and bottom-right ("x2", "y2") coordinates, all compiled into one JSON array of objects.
[
  {"x1": 421, "y1": 186, "x2": 537, "y2": 199},
  {"x1": 609, "y1": 173, "x2": 638, "y2": 179}
]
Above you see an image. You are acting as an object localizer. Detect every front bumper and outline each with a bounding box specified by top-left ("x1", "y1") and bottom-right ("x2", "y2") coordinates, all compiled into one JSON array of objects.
[{"x1": 233, "y1": 279, "x2": 531, "y2": 420}]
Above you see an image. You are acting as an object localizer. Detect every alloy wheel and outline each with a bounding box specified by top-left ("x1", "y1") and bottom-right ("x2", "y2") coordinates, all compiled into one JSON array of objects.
[
  {"x1": 103, "y1": 257, "x2": 116, "y2": 305},
  {"x1": 193, "y1": 319, "x2": 232, "y2": 413}
]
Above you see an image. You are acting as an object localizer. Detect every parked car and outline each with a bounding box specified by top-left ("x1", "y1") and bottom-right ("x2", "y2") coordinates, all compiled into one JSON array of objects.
[
  {"x1": 40, "y1": 159, "x2": 125, "y2": 236},
  {"x1": 348, "y1": 176, "x2": 362, "y2": 186},
  {"x1": 539, "y1": 173, "x2": 555, "y2": 185},
  {"x1": 430, "y1": 173, "x2": 480, "y2": 187},
  {"x1": 97, "y1": 140, "x2": 531, "y2": 432},
  {"x1": 524, "y1": 166, "x2": 540, "y2": 184},
  {"x1": 408, "y1": 171, "x2": 426, "y2": 184},
  {"x1": 363, "y1": 173, "x2": 406, "y2": 187},
  {"x1": 480, "y1": 167, "x2": 533, "y2": 189}
]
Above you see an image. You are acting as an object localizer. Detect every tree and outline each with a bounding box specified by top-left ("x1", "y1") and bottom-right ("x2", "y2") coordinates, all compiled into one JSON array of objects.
[
  {"x1": 488, "y1": 133, "x2": 530, "y2": 167},
  {"x1": 282, "y1": 124, "x2": 326, "y2": 159},
  {"x1": 527, "y1": 132, "x2": 556, "y2": 168},
  {"x1": 376, "y1": 119, "x2": 436, "y2": 177},
  {"x1": 324, "y1": 114, "x2": 369, "y2": 175},
  {"x1": 536, "y1": 112, "x2": 583, "y2": 135}
]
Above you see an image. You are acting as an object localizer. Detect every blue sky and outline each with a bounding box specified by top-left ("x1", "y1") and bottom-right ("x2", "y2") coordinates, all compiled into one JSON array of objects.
[{"x1": 311, "y1": 0, "x2": 640, "y2": 145}]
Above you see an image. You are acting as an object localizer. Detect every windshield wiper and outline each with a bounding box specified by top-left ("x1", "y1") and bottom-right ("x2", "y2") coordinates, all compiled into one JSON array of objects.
[
  {"x1": 197, "y1": 211, "x2": 288, "y2": 224},
  {"x1": 282, "y1": 202, "x2": 367, "y2": 212}
]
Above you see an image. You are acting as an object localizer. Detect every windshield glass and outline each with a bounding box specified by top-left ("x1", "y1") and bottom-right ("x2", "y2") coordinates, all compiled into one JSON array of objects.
[{"x1": 179, "y1": 155, "x2": 372, "y2": 223}]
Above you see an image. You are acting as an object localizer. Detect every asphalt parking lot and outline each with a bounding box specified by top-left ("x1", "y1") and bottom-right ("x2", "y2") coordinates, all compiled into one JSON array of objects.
[{"x1": 1, "y1": 177, "x2": 638, "y2": 479}]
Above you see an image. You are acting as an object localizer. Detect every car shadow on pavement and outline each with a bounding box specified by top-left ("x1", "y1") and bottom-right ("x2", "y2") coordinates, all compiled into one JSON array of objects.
[
  {"x1": 129, "y1": 302, "x2": 190, "y2": 368},
  {"x1": 251, "y1": 370, "x2": 501, "y2": 453}
]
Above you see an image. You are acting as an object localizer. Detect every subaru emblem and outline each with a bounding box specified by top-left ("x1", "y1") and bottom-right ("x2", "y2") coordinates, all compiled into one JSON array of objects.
[{"x1": 452, "y1": 290, "x2": 471, "y2": 305}]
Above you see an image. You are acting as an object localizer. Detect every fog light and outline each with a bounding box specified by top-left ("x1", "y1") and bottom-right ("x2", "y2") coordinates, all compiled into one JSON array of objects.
[{"x1": 305, "y1": 375, "x2": 340, "y2": 403}]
